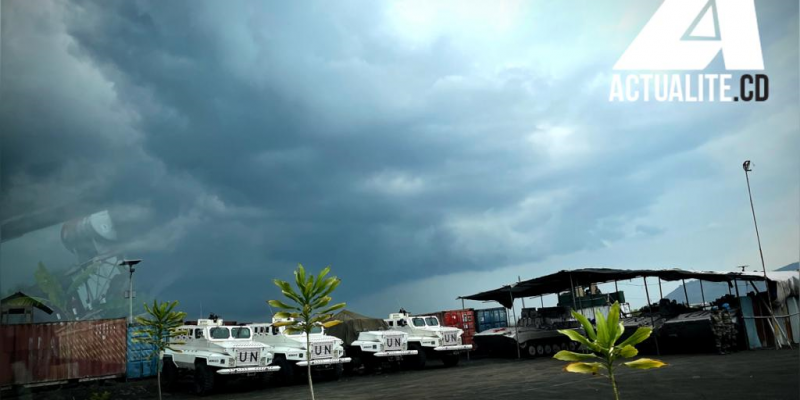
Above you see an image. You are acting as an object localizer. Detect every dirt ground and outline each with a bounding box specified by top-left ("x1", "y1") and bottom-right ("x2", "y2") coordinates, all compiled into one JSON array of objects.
[{"x1": 5, "y1": 349, "x2": 798, "y2": 400}]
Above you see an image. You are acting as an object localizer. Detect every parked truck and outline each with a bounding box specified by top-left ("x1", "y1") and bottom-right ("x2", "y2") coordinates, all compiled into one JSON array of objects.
[
  {"x1": 162, "y1": 318, "x2": 280, "y2": 396},
  {"x1": 384, "y1": 311, "x2": 472, "y2": 368},
  {"x1": 249, "y1": 317, "x2": 351, "y2": 384},
  {"x1": 325, "y1": 310, "x2": 417, "y2": 373}
]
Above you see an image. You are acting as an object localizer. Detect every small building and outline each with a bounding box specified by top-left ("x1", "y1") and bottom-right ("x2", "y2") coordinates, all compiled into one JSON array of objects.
[{"x1": 0, "y1": 292, "x2": 54, "y2": 324}]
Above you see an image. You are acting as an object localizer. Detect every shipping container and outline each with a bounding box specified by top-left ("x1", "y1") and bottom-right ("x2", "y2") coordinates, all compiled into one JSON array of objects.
[
  {"x1": 126, "y1": 325, "x2": 158, "y2": 379},
  {"x1": 442, "y1": 309, "x2": 476, "y2": 348},
  {"x1": 475, "y1": 307, "x2": 509, "y2": 333},
  {"x1": 0, "y1": 319, "x2": 127, "y2": 387}
]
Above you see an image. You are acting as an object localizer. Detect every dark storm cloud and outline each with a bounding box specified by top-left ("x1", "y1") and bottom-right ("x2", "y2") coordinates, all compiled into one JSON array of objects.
[{"x1": 2, "y1": 0, "x2": 797, "y2": 320}]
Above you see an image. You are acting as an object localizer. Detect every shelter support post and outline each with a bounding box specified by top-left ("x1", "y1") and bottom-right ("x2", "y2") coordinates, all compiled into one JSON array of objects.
[
  {"x1": 643, "y1": 277, "x2": 660, "y2": 355},
  {"x1": 462, "y1": 297, "x2": 469, "y2": 361},
  {"x1": 540, "y1": 296, "x2": 544, "y2": 308},
  {"x1": 699, "y1": 280, "x2": 706, "y2": 308},
  {"x1": 569, "y1": 273, "x2": 577, "y2": 310},
  {"x1": 734, "y1": 280, "x2": 740, "y2": 298},
  {"x1": 509, "y1": 290, "x2": 521, "y2": 360},
  {"x1": 657, "y1": 277, "x2": 663, "y2": 299},
  {"x1": 682, "y1": 279, "x2": 690, "y2": 306}
]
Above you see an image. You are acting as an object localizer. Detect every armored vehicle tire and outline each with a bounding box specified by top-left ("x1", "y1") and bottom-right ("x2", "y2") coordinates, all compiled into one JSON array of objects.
[
  {"x1": 325, "y1": 364, "x2": 344, "y2": 380},
  {"x1": 362, "y1": 356, "x2": 380, "y2": 373},
  {"x1": 344, "y1": 355, "x2": 361, "y2": 374},
  {"x1": 161, "y1": 357, "x2": 178, "y2": 392},
  {"x1": 273, "y1": 356, "x2": 296, "y2": 386},
  {"x1": 193, "y1": 362, "x2": 215, "y2": 396},
  {"x1": 441, "y1": 353, "x2": 460, "y2": 367},
  {"x1": 524, "y1": 342, "x2": 538, "y2": 358},
  {"x1": 404, "y1": 344, "x2": 426, "y2": 370}
]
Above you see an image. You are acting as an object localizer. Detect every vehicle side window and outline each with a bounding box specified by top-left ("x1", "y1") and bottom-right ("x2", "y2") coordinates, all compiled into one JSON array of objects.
[
  {"x1": 412, "y1": 318, "x2": 425, "y2": 327},
  {"x1": 195, "y1": 329, "x2": 203, "y2": 339},
  {"x1": 210, "y1": 327, "x2": 230, "y2": 339},
  {"x1": 388, "y1": 321, "x2": 394, "y2": 326}
]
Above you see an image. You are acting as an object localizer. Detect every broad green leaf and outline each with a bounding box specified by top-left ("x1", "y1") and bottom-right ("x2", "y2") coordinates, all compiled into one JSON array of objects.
[
  {"x1": 312, "y1": 296, "x2": 331, "y2": 309},
  {"x1": 606, "y1": 302, "x2": 623, "y2": 345},
  {"x1": 319, "y1": 303, "x2": 346, "y2": 315},
  {"x1": 553, "y1": 350, "x2": 599, "y2": 362},
  {"x1": 284, "y1": 326, "x2": 303, "y2": 334},
  {"x1": 296, "y1": 264, "x2": 307, "y2": 290},
  {"x1": 268, "y1": 300, "x2": 298, "y2": 310},
  {"x1": 571, "y1": 310, "x2": 597, "y2": 341},
  {"x1": 558, "y1": 329, "x2": 598, "y2": 352},
  {"x1": 618, "y1": 327, "x2": 652, "y2": 347},
  {"x1": 564, "y1": 362, "x2": 604, "y2": 375},
  {"x1": 313, "y1": 267, "x2": 331, "y2": 292},
  {"x1": 595, "y1": 309, "x2": 609, "y2": 348},
  {"x1": 273, "y1": 320, "x2": 298, "y2": 327},
  {"x1": 617, "y1": 345, "x2": 638, "y2": 358},
  {"x1": 322, "y1": 320, "x2": 342, "y2": 328},
  {"x1": 623, "y1": 358, "x2": 667, "y2": 369}
]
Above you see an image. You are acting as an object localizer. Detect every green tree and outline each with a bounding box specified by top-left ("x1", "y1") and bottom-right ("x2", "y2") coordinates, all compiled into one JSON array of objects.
[
  {"x1": 33, "y1": 262, "x2": 68, "y2": 316},
  {"x1": 268, "y1": 264, "x2": 346, "y2": 400},
  {"x1": 553, "y1": 301, "x2": 667, "y2": 400},
  {"x1": 135, "y1": 300, "x2": 187, "y2": 400}
]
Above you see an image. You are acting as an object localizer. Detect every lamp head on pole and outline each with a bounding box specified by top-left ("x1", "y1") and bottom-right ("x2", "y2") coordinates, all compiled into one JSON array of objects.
[
  {"x1": 743, "y1": 160, "x2": 752, "y2": 172},
  {"x1": 120, "y1": 259, "x2": 142, "y2": 273}
]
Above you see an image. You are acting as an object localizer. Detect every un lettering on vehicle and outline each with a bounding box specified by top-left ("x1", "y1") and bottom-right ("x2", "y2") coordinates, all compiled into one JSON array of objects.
[
  {"x1": 443, "y1": 332, "x2": 457, "y2": 344},
  {"x1": 237, "y1": 349, "x2": 260, "y2": 366},
  {"x1": 312, "y1": 342, "x2": 333, "y2": 359},
  {"x1": 385, "y1": 335, "x2": 402, "y2": 351}
]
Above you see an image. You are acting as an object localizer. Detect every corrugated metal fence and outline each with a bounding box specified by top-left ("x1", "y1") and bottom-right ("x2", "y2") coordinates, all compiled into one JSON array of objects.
[
  {"x1": 0, "y1": 319, "x2": 127, "y2": 386},
  {"x1": 126, "y1": 325, "x2": 158, "y2": 379}
]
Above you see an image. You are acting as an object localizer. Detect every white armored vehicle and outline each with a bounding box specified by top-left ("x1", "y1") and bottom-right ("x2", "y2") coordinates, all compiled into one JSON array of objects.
[
  {"x1": 162, "y1": 318, "x2": 279, "y2": 396},
  {"x1": 384, "y1": 312, "x2": 472, "y2": 368},
  {"x1": 249, "y1": 317, "x2": 351, "y2": 383},
  {"x1": 325, "y1": 310, "x2": 418, "y2": 373}
]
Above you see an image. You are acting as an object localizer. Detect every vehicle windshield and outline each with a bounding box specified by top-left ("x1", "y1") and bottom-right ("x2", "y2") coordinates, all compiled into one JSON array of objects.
[
  {"x1": 231, "y1": 327, "x2": 251, "y2": 339},
  {"x1": 210, "y1": 327, "x2": 230, "y2": 339},
  {"x1": 412, "y1": 317, "x2": 425, "y2": 327},
  {"x1": 286, "y1": 326, "x2": 323, "y2": 335},
  {"x1": 425, "y1": 317, "x2": 439, "y2": 326}
]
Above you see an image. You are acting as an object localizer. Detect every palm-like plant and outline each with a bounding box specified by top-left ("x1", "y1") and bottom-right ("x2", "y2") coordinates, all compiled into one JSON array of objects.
[
  {"x1": 135, "y1": 300, "x2": 187, "y2": 400},
  {"x1": 554, "y1": 301, "x2": 666, "y2": 400},
  {"x1": 268, "y1": 264, "x2": 346, "y2": 400}
]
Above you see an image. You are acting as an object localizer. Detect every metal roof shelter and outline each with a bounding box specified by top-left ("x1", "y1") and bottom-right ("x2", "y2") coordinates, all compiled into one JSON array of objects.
[
  {"x1": 459, "y1": 268, "x2": 770, "y2": 308},
  {"x1": 1, "y1": 292, "x2": 55, "y2": 324}
]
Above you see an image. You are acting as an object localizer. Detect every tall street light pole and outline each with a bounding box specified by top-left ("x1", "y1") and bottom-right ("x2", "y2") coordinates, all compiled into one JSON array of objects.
[
  {"x1": 742, "y1": 161, "x2": 776, "y2": 322},
  {"x1": 120, "y1": 259, "x2": 142, "y2": 324}
]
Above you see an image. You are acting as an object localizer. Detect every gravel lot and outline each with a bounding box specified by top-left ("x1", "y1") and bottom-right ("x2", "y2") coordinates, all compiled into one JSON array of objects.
[{"x1": 7, "y1": 349, "x2": 798, "y2": 400}]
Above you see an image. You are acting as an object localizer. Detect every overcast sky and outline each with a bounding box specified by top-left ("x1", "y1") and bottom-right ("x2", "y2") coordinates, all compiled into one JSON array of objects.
[{"x1": 1, "y1": 0, "x2": 798, "y2": 321}]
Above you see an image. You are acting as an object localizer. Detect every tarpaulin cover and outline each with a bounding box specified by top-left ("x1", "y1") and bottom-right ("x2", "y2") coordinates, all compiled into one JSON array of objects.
[
  {"x1": 460, "y1": 268, "x2": 771, "y2": 308},
  {"x1": 325, "y1": 310, "x2": 389, "y2": 346}
]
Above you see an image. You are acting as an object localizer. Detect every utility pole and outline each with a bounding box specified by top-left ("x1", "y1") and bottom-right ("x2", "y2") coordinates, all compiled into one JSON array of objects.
[
  {"x1": 742, "y1": 160, "x2": 777, "y2": 347},
  {"x1": 120, "y1": 259, "x2": 142, "y2": 324}
]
